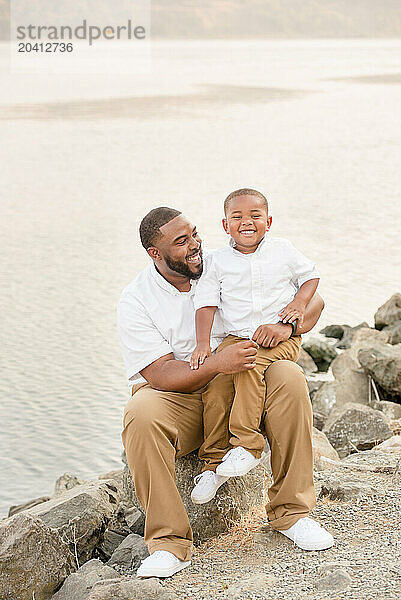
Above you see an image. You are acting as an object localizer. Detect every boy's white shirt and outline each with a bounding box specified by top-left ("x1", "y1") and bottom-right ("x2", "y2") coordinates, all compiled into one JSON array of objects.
[{"x1": 194, "y1": 235, "x2": 319, "y2": 340}]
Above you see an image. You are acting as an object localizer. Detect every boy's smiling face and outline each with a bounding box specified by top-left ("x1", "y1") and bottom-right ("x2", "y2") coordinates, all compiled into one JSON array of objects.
[{"x1": 222, "y1": 193, "x2": 272, "y2": 254}]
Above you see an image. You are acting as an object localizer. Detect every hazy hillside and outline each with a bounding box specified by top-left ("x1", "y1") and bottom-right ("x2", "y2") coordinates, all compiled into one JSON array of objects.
[{"x1": 1, "y1": 0, "x2": 401, "y2": 40}]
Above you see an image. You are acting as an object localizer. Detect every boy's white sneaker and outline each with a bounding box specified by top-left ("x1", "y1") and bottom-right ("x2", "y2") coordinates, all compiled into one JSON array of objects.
[
  {"x1": 278, "y1": 517, "x2": 334, "y2": 551},
  {"x1": 216, "y1": 446, "x2": 261, "y2": 477},
  {"x1": 136, "y1": 550, "x2": 191, "y2": 578},
  {"x1": 190, "y1": 470, "x2": 229, "y2": 504}
]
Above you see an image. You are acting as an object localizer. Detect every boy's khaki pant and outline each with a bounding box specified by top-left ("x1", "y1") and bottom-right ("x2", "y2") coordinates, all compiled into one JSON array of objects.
[
  {"x1": 121, "y1": 360, "x2": 315, "y2": 562},
  {"x1": 200, "y1": 334, "x2": 302, "y2": 465}
]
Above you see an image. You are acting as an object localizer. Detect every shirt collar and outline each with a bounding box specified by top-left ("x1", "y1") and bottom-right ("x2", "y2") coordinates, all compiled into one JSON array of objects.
[
  {"x1": 150, "y1": 262, "x2": 196, "y2": 296},
  {"x1": 229, "y1": 234, "x2": 268, "y2": 255}
]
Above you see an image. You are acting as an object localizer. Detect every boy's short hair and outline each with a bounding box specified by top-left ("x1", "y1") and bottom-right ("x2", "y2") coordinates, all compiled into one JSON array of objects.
[
  {"x1": 224, "y1": 188, "x2": 268, "y2": 215},
  {"x1": 139, "y1": 207, "x2": 181, "y2": 249}
]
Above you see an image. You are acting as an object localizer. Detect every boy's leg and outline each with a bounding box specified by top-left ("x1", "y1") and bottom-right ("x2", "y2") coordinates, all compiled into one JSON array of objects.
[
  {"x1": 261, "y1": 360, "x2": 316, "y2": 531},
  {"x1": 198, "y1": 336, "x2": 236, "y2": 472},
  {"x1": 230, "y1": 336, "x2": 301, "y2": 457},
  {"x1": 121, "y1": 383, "x2": 203, "y2": 561}
]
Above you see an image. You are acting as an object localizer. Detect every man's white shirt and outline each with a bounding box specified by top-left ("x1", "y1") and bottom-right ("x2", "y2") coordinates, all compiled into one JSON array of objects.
[
  {"x1": 117, "y1": 260, "x2": 225, "y2": 386},
  {"x1": 194, "y1": 236, "x2": 319, "y2": 340}
]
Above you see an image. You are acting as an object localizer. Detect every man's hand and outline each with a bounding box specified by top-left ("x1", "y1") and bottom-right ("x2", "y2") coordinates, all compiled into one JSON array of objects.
[
  {"x1": 278, "y1": 297, "x2": 307, "y2": 325},
  {"x1": 215, "y1": 340, "x2": 258, "y2": 373},
  {"x1": 252, "y1": 323, "x2": 292, "y2": 348},
  {"x1": 190, "y1": 343, "x2": 212, "y2": 370}
]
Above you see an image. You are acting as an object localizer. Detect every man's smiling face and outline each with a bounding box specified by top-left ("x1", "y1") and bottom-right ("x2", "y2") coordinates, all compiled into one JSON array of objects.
[
  {"x1": 156, "y1": 214, "x2": 203, "y2": 280},
  {"x1": 223, "y1": 194, "x2": 272, "y2": 254}
]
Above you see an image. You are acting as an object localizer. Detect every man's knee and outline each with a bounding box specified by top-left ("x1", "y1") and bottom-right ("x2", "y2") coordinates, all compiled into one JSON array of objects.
[
  {"x1": 122, "y1": 389, "x2": 164, "y2": 437},
  {"x1": 264, "y1": 360, "x2": 309, "y2": 404}
]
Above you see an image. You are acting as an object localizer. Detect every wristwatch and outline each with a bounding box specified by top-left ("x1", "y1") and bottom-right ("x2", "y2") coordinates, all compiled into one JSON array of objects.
[{"x1": 280, "y1": 319, "x2": 298, "y2": 338}]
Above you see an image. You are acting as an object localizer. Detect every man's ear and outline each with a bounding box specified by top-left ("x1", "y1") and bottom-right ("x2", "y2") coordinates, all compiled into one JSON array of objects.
[
  {"x1": 266, "y1": 216, "x2": 272, "y2": 231},
  {"x1": 222, "y1": 218, "x2": 230, "y2": 234},
  {"x1": 147, "y1": 246, "x2": 162, "y2": 261}
]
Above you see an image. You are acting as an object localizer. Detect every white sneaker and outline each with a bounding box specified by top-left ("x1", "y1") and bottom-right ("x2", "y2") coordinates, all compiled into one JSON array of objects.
[
  {"x1": 278, "y1": 517, "x2": 334, "y2": 551},
  {"x1": 215, "y1": 446, "x2": 261, "y2": 477},
  {"x1": 190, "y1": 470, "x2": 229, "y2": 504},
  {"x1": 136, "y1": 550, "x2": 191, "y2": 578}
]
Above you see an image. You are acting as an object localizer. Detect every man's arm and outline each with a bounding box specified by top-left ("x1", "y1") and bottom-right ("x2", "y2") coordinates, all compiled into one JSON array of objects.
[
  {"x1": 252, "y1": 292, "x2": 324, "y2": 347},
  {"x1": 140, "y1": 339, "x2": 258, "y2": 393}
]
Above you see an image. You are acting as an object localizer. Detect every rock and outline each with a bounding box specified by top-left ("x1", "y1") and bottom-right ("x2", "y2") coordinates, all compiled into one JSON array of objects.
[
  {"x1": 373, "y1": 436, "x2": 401, "y2": 452},
  {"x1": 319, "y1": 475, "x2": 381, "y2": 501},
  {"x1": 390, "y1": 418, "x2": 401, "y2": 435},
  {"x1": 377, "y1": 400, "x2": 401, "y2": 421},
  {"x1": 331, "y1": 350, "x2": 370, "y2": 406},
  {"x1": 96, "y1": 530, "x2": 127, "y2": 561},
  {"x1": 124, "y1": 506, "x2": 145, "y2": 535},
  {"x1": 302, "y1": 338, "x2": 338, "y2": 372},
  {"x1": 226, "y1": 573, "x2": 276, "y2": 599},
  {"x1": 342, "y1": 447, "x2": 401, "y2": 469},
  {"x1": 98, "y1": 469, "x2": 124, "y2": 488},
  {"x1": 8, "y1": 495, "x2": 51, "y2": 517},
  {"x1": 323, "y1": 402, "x2": 393, "y2": 458},
  {"x1": 374, "y1": 293, "x2": 401, "y2": 330},
  {"x1": 0, "y1": 512, "x2": 75, "y2": 600},
  {"x1": 87, "y1": 577, "x2": 178, "y2": 600},
  {"x1": 107, "y1": 533, "x2": 149, "y2": 571},
  {"x1": 358, "y1": 344, "x2": 401, "y2": 396},
  {"x1": 307, "y1": 379, "x2": 325, "y2": 400},
  {"x1": 297, "y1": 347, "x2": 318, "y2": 373},
  {"x1": 320, "y1": 322, "x2": 370, "y2": 349},
  {"x1": 349, "y1": 327, "x2": 390, "y2": 359},
  {"x1": 54, "y1": 473, "x2": 88, "y2": 496},
  {"x1": 122, "y1": 451, "x2": 264, "y2": 544},
  {"x1": 312, "y1": 381, "x2": 339, "y2": 419},
  {"x1": 315, "y1": 563, "x2": 352, "y2": 591},
  {"x1": 382, "y1": 321, "x2": 401, "y2": 345},
  {"x1": 312, "y1": 427, "x2": 340, "y2": 470},
  {"x1": 52, "y1": 559, "x2": 120, "y2": 600},
  {"x1": 27, "y1": 479, "x2": 121, "y2": 564},
  {"x1": 313, "y1": 411, "x2": 326, "y2": 431}
]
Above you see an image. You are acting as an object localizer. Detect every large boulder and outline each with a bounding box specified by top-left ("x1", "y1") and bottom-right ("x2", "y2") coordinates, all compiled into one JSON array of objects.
[
  {"x1": 8, "y1": 495, "x2": 51, "y2": 518},
  {"x1": 122, "y1": 451, "x2": 264, "y2": 544},
  {"x1": 312, "y1": 381, "x2": 339, "y2": 420},
  {"x1": 26, "y1": 479, "x2": 121, "y2": 564},
  {"x1": 53, "y1": 473, "x2": 88, "y2": 496},
  {"x1": 86, "y1": 577, "x2": 178, "y2": 600},
  {"x1": 376, "y1": 400, "x2": 401, "y2": 421},
  {"x1": 320, "y1": 322, "x2": 369, "y2": 349},
  {"x1": 358, "y1": 343, "x2": 401, "y2": 397},
  {"x1": 331, "y1": 350, "x2": 370, "y2": 406},
  {"x1": 297, "y1": 347, "x2": 318, "y2": 374},
  {"x1": 52, "y1": 559, "x2": 120, "y2": 600},
  {"x1": 0, "y1": 512, "x2": 75, "y2": 600},
  {"x1": 382, "y1": 321, "x2": 401, "y2": 345},
  {"x1": 302, "y1": 338, "x2": 338, "y2": 372},
  {"x1": 374, "y1": 293, "x2": 401, "y2": 330},
  {"x1": 312, "y1": 427, "x2": 340, "y2": 470},
  {"x1": 323, "y1": 402, "x2": 393, "y2": 458}
]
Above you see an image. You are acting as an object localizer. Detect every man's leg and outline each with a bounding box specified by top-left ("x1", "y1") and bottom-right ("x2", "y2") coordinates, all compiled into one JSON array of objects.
[
  {"x1": 121, "y1": 383, "x2": 203, "y2": 561},
  {"x1": 231, "y1": 336, "x2": 302, "y2": 458},
  {"x1": 262, "y1": 360, "x2": 316, "y2": 531}
]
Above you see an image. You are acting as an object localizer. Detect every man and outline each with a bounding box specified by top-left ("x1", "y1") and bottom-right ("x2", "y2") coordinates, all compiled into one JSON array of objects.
[{"x1": 117, "y1": 206, "x2": 334, "y2": 579}]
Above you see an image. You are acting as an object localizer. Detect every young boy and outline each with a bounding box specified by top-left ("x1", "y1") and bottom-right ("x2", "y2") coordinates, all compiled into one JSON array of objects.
[{"x1": 190, "y1": 188, "x2": 319, "y2": 504}]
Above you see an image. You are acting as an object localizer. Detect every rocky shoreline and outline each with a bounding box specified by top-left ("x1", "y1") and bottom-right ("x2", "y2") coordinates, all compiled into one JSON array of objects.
[{"x1": 1, "y1": 294, "x2": 400, "y2": 600}]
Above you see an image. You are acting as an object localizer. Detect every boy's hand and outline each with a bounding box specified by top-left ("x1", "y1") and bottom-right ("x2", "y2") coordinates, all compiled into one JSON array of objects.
[
  {"x1": 190, "y1": 343, "x2": 212, "y2": 370},
  {"x1": 252, "y1": 323, "x2": 292, "y2": 348},
  {"x1": 278, "y1": 298, "x2": 306, "y2": 325}
]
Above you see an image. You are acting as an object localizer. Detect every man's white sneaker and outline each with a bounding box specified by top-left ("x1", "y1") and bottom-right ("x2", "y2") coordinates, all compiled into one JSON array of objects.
[
  {"x1": 216, "y1": 446, "x2": 261, "y2": 477},
  {"x1": 191, "y1": 470, "x2": 229, "y2": 504},
  {"x1": 278, "y1": 517, "x2": 334, "y2": 551},
  {"x1": 136, "y1": 550, "x2": 191, "y2": 578}
]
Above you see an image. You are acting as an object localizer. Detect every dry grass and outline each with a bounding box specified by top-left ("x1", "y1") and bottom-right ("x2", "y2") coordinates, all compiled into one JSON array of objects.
[{"x1": 199, "y1": 503, "x2": 267, "y2": 555}]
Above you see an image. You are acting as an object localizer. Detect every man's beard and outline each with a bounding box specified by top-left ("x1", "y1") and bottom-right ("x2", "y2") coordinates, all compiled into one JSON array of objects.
[{"x1": 165, "y1": 251, "x2": 203, "y2": 280}]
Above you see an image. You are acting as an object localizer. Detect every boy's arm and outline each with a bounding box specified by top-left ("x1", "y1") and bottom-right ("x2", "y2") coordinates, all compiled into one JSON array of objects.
[
  {"x1": 190, "y1": 306, "x2": 217, "y2": 369},
  {"x1": 278, "y1": 278, "x2": 320, "y2": 325}
]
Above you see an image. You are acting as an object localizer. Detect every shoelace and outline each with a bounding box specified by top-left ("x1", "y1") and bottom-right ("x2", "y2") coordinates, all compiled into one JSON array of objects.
[{"x1": 194, "y1": 471, "x2": 215, "y2": 486}]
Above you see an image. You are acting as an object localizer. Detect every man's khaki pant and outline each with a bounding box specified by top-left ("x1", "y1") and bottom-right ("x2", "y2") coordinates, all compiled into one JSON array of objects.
[
  {"x1": 121, "y1": 360, "x2": 315, "y2": 561},
  {"x1": 200, "y1": 334, "x2": 302, "y2": 464}
]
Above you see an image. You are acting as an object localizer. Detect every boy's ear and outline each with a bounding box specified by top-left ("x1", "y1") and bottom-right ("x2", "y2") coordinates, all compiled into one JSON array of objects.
[
  {"x1": 222, "y1": 218, "x2": 230, "y2": 234},
  {"x1": 147, "y1": 246, "x2": 162, "y2": 261},
  {"x1": 266, "y1": 216, "x2": 272, "y2": 231}
]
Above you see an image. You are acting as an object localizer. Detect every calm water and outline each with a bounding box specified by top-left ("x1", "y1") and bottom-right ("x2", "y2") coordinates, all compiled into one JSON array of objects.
[{"x1": 0, "y1": 40, "x2": 400, "y2": 518}]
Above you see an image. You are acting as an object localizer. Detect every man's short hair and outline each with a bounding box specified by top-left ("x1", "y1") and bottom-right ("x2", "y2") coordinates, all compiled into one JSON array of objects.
[
  {"x1": 224, "y1": 188, "x2": 268, "y2": 215},
  {"x1": 139, "y1": 207, "x2": 182, "y2": 249}
]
